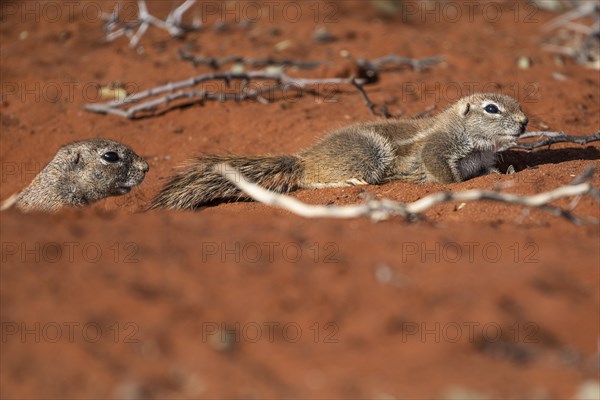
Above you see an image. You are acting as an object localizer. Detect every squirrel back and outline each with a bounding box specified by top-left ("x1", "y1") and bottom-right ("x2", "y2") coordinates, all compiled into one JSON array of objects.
[
  {"x1": 148, "y1": 129, "x2": 396, "y2": 210},
  {"x1": 148, "y1": 93, "x2": 528, "y2": 211}
]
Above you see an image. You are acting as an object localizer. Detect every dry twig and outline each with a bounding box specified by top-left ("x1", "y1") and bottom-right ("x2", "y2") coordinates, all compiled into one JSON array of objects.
[
  {"x1": 84, "y1": 70, "x2": 381, "y2": 119},
  {"x1": 541, "y1": 1, "x2": 599, "y2": 69},
  {"x1": 510, "y1": 131, "x2": 600, "y2": 150},
  {"x1": 216, "y1": 164, "x2": 599, "y2": 224},
  {"x1": 543, "y1": 1, "x2": 599, "y2": 32},
  {"x1": 103, "y1": 0, "x2": 200, "y2": 49}
]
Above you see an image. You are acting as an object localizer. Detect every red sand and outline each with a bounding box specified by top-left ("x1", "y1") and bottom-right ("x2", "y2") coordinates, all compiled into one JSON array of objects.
[{"x1": 1, "y1": 1, "x2": 599, "y2": 398}]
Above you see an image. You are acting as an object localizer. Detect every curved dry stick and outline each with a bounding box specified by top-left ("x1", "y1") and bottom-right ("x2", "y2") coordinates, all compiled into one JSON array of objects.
[{"x1": 216, "y1": 164, "x2": 599, "y2": 224}]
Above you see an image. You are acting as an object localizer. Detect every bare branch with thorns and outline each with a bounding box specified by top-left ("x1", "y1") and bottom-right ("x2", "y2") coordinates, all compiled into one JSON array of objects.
[
  {"x1": 542, "y1": 1, "x2": 599, "y2": 32},
  {"x1": 103, "y1": 0, "x2": 200, "y2": 49},
  {"x1": 84, "y1": 70, "x2": 384, "y2": 119},
  {"x1": 541, "y1": 1, "x2": 599, "y2": 69},
  {"x1": 216, "y1": 164, "x2": 599, "y2": 224},
  {"x1": 170, "y1": 52, "x2": 444, "y2": 118},
  {"x1": 509, "y1": 131, "x2": 600, "y2": 150}
]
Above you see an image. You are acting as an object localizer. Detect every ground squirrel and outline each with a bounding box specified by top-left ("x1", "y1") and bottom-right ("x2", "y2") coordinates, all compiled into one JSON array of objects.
[
  {"x1": 1, "y1": 139, "x2": 149, "y2": 212},
  {"x1": 149, "y1": 93, "x2": 528, "y2": 210}
]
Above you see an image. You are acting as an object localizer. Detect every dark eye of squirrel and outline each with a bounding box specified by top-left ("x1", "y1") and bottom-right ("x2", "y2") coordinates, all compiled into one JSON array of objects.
[
  {"x1": 102, "y1": 151, "x2": 120, "y2": 162},
  {"x1": 484, "y1": 104, "x2": 500, "y2": 114}
]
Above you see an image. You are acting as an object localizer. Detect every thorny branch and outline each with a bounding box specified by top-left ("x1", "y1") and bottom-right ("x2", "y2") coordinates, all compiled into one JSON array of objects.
[
  {"x1": 85, "y1": 52, "x2": 445, "y2": 119},
  {"x1": 170, "y1": 52, "x2": 444, "y2": 118},
  {"x1": 103, "y1": 0, "x2": 200, "y2": 49},
  {"x1": 542, "y1": 1, "x2": 599, "y2": 32},
  {"x1": 509, "y1": 131, "x2": 600, "y2": 150},
  {"x1": 216, "y1": 164, "x2": 599, "y2": 224},
  {"x1": 84, "y1": 70, "x2": 381, "y2": 119},
  {"x1": 541, "y1": 1, "x2": 600, "y2": 69},
  {"x1": 97, "y1": 6, "x2": 446, "y2": 118}
]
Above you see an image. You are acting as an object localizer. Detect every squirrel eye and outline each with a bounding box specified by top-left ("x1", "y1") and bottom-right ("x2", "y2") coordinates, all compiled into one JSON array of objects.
[
  {"x1": 484, "y1": 104, "x2": 500, "y2": 114},
  {"x1": 102, "y1": 151, "x2": 120, "y2": 162}
]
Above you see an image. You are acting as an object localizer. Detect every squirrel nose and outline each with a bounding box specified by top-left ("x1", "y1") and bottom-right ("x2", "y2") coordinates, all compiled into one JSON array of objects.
[
  {"x1": 139, "y1": 159, "x2": 149, "y2": 173},
  {"x1": 518, "y1": 115, "x2": 528, "y2": 135},
  {"x1": 520, "y1": 115, "x2": 529, "y2": 127}
]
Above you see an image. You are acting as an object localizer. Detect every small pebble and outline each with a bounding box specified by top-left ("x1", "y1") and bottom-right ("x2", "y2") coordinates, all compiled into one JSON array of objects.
[
  {"x1": 374, "y1": 0, "x2": 402, "y2": 15},
  {"x1": 274, "y1": 39, "x2": 292, "y2": 51},
  {"x1": 230, "y1": 63, "x2": 245, "y2": 73},
  {"x1": 531, "y1": 0, "x2": 564, "y2": 11},
  {"x1": 313, "y1": 26, "x2": 337, "y2": 43},
  {"x1": 265, "y1": 65, "x2": 284, "y2": 75},
  {"x1": 517, "y1": 56, "x2": 531, "y2": 70},
  {"x1": 552, "y1": 71, "x2": 568, "y2": 81},
  {"x1": 209, "y1": 329, "x2": 237, "y2": 352},
  {"x1": 58, "y1": 31, "x2": 71, "y2": 42},
  {"x1": 375, "y1": 264, "x2": 393, "y2": 284},
  {"x1": 268, "y1": 27, "x2": 282, "y2": 37},
  {"x1": 99, "y1": 86, "x2": 128, "y2": 101}
]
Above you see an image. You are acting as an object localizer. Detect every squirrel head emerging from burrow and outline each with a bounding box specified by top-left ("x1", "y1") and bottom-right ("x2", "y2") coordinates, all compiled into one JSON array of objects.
[
  {"x1": 5, "y1": 139, "x2": 149, "y2": 212},
  {"x1": 452, "y1": 93, "x2": 529, "y2": 151},
  {"x1": 59, "y1": 139, "x2": 149, "y2": 200}
]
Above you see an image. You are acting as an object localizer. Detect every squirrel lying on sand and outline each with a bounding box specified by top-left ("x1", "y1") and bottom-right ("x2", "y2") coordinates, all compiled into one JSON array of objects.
[{"x1": 148, "y1": 93, "x2": 528, "y2": 210}]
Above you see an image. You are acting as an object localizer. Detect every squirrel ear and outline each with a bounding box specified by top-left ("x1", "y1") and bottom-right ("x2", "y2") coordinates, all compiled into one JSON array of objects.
[{"x1": 460, "y1": 102, "x2": 471, "y2": 116}]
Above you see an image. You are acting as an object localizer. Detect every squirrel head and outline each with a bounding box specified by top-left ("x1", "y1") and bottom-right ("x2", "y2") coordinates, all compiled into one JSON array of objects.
[
  {"x1": 51, "y1": 139, "x2": 149, "y2": 204},
  {"x1": 454, "y1": 93, "x2": 528, "y2": 151}
]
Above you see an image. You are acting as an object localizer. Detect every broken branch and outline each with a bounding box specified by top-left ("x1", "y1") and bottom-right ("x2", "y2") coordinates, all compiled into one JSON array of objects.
[
  {"x1": 511, "y1": 131, "x2": 600, "y2": 150},
  {"x1": 84, "y1": 70, "x2": 379, "y2": 119},
  {"x1": 102, "y1": 0, "x2": 201, "y2": 49},
  {"x1": 216, "y1": 164, "x2": 599, "y2": 224}
]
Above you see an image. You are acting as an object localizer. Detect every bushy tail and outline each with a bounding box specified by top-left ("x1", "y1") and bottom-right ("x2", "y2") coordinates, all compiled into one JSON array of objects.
[{"x1": 147, "y1": 155, "x2": 303, "y2": 210}]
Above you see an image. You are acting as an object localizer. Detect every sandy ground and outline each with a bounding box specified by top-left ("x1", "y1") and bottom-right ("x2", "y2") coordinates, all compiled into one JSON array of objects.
[{"x1": 1, "y1": 0, "x2": 599, "y2": 398}]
